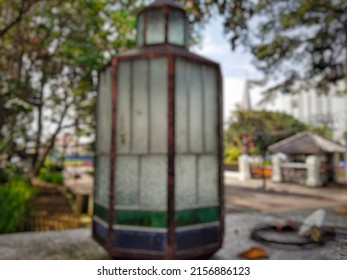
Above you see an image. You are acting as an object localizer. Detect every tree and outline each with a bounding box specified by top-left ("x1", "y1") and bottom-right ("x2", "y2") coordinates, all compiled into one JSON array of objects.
[
  {"x1": 224, "y1": 110, "x2": 331, "y2": 161},
  {"x1": 0, "y1": 0, "x2": 137, "y2": 175},
  {"x1": 0, "y1": 0, "x2": 42, "y2": 38},
  {"x1": 119, "y1": 1, "x2": 347, "y2": 102},
  {"x1": 181, "y1": 0, "x2": 347, "y2": 102},
  {"x1": 2, "y1": 0, "x2": 221, "y2": 176}
]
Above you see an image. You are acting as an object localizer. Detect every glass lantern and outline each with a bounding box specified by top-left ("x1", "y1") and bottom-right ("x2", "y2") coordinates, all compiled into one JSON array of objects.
[{"x1": 93, "y1": 0, "x2": 224, "y2": 259}]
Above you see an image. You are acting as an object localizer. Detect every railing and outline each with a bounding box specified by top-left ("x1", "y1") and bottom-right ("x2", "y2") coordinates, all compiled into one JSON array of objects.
[{"x1": 280, "y1": 162, "x2": 307, "y2": 185}]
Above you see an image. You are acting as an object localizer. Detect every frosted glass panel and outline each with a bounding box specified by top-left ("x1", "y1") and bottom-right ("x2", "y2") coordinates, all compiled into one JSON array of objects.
[
  {"x1": 95, "y1": 155, "x2": 110, "y2": 204},
  {"x1": 175, "y1": 155, "x2": 197, "y2": 210},
  {"x1": 115, "y1": 156, "x2": 139, "y2": 206},
  {"x1": 147, "y1": 9, "x2": 165, "y2": 44},
  {"x1": 203, "y1": 66, "x2": 218, "y2": 153},
  {"x1": 136, "y1": 13, "x2": 144, "y2": 46},
  {"x1": 132, "y1": 59, "x2": 148, "y2": 154},
  {"x1": 168, "y1": 9, "x2": 185, "y2": 46},
  {"x1": 175, "y1": 59, "x2": 188, "y2": 153},
  {"x1": 149, "y1": 58, "x2": 168, "y2": 153},
  {"x1": 189, "y1": 63, "x2": 203, "y2": 153},
  {"x1": 97, "y1": 67, "x2": 112, "y2": 154},
  {"x1": 117, "y1": 61, "x2": 131, "y2": 154},
  {"x1": 140, "y1": 155, "x2": 167, "y2": 210},
  {"x1": 198, "y1": 155, "x2": 218, "y2": 205},
  {"x1": 185, "y1": 21, "x2": 190, "y2": 47}
]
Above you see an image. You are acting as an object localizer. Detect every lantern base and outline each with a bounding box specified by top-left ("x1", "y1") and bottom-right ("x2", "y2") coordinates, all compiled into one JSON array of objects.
[{"x1": 92, "y1": 218, "x2": 222, "y2": 260}]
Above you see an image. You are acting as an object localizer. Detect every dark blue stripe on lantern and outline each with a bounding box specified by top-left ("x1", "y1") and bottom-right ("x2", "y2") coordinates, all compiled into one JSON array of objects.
[
  {"x1": 93, "y1": 220, "x2": 108, "y2": 245},
  {"x1": 93, "y1": 219, "x2": 167, "y2": 252},
  {"x1": 176, "y1": 225, "x2": 219, "y2": 251},
  {"x1": 114, "y1": 230, "x2": 167, "y2": 252}
]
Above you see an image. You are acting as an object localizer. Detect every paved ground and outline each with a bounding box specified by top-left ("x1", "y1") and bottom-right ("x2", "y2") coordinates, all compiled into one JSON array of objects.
[
  {"x1": 225, "y1": 186, "x2": 345, "y2": 213},
  {"x1": 1, "y1": 208, "x2": 346, "y2": 260},
  {"x1": 225, "y1": 171, "x2": 347, "y2": 213},
  {"x1": 1, "y1": 172, "x2": 346, "y2": 260}
]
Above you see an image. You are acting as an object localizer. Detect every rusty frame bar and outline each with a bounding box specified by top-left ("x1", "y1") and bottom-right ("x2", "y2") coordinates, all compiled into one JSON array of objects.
[
  {"x1": 110, "y1": 249, "x2": 167, "y2": 260},
  {"x1": 107, "y1": 57, "x2": 119, "y2": 253},
  {"x1": 92, "y1": 71, "x2": 101, "y2": 244},
  {"x1": 93, "y1": 71, "x2": 101, "y2": 200},
  {"x1": 117, "y1": 46, "x2": 219, "y2": 67},
  {"x1": 217, "y1": 65, "x2": 225, "y2": 247},
  {"x1": 166, "y1": 53, "x2": 176, "y2": 259}
]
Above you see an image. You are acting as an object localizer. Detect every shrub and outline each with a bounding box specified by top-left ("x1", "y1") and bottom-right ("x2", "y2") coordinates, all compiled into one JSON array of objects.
[
  {"x1": 0, "y1": 177, "x2": 35, "y2": 233},
  {"x1": 0, "y1": 169, "x2": 9, "y2": 184},
  {"x1": 224, "y1": 146, "x2": 240, "y2": 165},
  {"x1": 38, "y1": 167, "x2": 64, "y2": 184}
]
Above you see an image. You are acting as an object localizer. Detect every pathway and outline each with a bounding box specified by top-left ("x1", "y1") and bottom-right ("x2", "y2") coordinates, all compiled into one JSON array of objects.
[{"x1": 31, "y1": 180, "x2": 82, "y2": 231}]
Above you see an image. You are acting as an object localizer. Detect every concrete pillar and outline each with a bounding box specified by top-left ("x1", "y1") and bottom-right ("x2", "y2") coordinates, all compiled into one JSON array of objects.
[
  {"x1": 271, "y1": 154, "x2": 283, "y2": 183},
  {"x1": 305, "y1": 155, "x2": 321, "y2": 187},
  {"x1": 238, "y1": 154, "x2": 251, "y2": 181}
]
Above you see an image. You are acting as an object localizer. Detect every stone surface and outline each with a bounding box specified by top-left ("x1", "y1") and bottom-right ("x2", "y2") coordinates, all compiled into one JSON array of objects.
[
  {"x1": 211, "y1": 210, "x2": 347, "y2": 260},
  {"x1": 0, "y1": 229, "x2": 110, "y2": 260},
  {"x1": 322, "y1": 242, "x2": 347, "y2": 260},
  {"x1": 1, "y1": 209, "x2": 346, "y2": 260}
]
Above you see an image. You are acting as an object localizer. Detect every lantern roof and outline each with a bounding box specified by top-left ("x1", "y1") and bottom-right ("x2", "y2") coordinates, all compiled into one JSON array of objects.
[
  {"x1": 146, "y1": 0, "x2": 184, "y2": 11},
  {"x1": 136, "y1": 0, "x2": 189, "y2": 48},
  {"x1": 115, "y1": 44, "x2": 220, "y2": 68}
]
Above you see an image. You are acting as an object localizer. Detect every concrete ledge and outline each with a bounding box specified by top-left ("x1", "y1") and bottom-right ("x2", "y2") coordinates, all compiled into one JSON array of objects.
[
  {"x1": 1, "y1": 210, "x2": 346, "y2": 260},
  {"x1": 322, "y1": 242, "x2": 347, "y2": 260},
  {"x1": 0, "y1": 229, "x2": 110, "y2": 260}
]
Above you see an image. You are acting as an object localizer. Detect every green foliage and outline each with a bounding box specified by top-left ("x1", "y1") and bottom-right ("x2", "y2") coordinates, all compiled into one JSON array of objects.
[
  {"x1": 224, "y1": 110, "x2": 330, "y2": 156},
  {"x1": 176, "y1": 0, "x2": 346, "y2": 102},
  {"x1": 224, "y1": 146, "x2": 240, "y2": 165},
  {"x1": 0, "y1": 177, "x2": 35, "y2": 233},
  {"x1": 211, "y1": 0, "x2": 347, "y2": 100},
  {"x1": 0, "y1": 0, "x2": 138, "y2": 172},
  {"x1": 0, "y1": 168, "x2": 9, "y2": 184},
  {"x1": 38, "y1": 167, "x2": 64, "y2": 185}
]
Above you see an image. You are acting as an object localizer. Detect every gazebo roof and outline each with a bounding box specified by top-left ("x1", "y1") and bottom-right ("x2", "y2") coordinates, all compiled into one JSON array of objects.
[{"x1": 268, "y1": 131, "x2": 345, "y2": 155}]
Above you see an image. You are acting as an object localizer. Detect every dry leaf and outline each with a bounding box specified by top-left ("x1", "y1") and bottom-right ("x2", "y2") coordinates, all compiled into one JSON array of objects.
[
  {"x1": 238, "y1": 247, "x2": 269, "y2": 259},
  {"x1": 310, "y1": 226, "x2": 322, "y2": 242},
  {"x1": 334, "y1": 208, "x2": 347, "y2": 215}
]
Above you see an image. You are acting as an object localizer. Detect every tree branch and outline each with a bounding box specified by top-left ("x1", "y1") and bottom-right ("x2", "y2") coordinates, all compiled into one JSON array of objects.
[
  {"x1": 33, "y1": 100, "x2": 70, "y2": 176},
  {"x1": 0, "y1": 0, "x2": 38, "y2": 38}
]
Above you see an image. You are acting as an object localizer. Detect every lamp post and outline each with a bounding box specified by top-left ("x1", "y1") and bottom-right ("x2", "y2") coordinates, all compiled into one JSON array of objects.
[{"x1": 93, "y1": 0, "x2": 224, "y2": 259}]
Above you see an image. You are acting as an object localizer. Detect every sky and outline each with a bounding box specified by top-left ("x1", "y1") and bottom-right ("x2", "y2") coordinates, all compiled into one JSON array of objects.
[
  {"x1": 190, "y1": 17, "x2": 347, "y2": 141},
  {"x1": 190, "y1": 17, "x2": 266, "y2": 124}
]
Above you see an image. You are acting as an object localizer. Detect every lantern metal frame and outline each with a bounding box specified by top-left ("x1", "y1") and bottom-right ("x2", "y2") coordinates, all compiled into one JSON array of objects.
[{"x1": 93, "y1": 1, "x2": 224, "y2": 260}]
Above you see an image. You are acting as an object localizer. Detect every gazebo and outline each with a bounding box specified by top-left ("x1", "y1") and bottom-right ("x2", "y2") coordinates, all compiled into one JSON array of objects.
[
  {"x1": 268, "y1": 131, "x2": 345, "y2": 155},
  {"x1": 268, "y1": 131, "x2": 345, "y2": 186}
]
